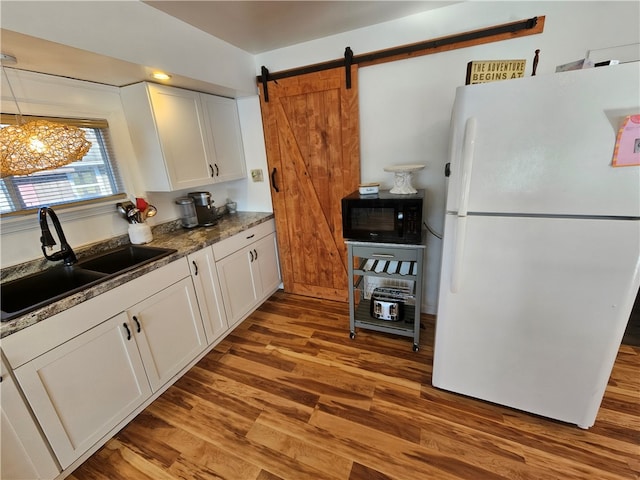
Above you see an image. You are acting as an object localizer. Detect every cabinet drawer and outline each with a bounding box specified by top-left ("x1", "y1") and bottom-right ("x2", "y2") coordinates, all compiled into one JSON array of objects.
[
  {"x1": 212, "y1": 219, "x2": 275, "y2": 260},
  {"x1": 352, "y1": 245, "x2": 421, "y2": 262}
]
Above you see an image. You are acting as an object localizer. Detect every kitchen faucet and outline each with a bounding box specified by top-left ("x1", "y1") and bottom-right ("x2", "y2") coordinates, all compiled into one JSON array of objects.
[{"x1": 39, "y1": 206, "x2": 77, "y2": 266}]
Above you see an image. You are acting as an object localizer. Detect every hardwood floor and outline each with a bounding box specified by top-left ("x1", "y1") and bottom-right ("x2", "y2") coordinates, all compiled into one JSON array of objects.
[{"x1": 70, "y1": 291, "x2": 639, "y2": 480}]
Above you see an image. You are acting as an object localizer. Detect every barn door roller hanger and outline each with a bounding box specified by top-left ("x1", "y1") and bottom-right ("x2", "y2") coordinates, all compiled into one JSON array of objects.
[{"x1": 258, "y1": 16, "x2": 544, "y2": 102}]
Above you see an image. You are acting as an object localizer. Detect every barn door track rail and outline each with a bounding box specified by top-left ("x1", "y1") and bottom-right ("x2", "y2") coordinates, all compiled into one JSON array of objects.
[{"x1": 258, "y1": 16, "x2": 545, "y2": 101}]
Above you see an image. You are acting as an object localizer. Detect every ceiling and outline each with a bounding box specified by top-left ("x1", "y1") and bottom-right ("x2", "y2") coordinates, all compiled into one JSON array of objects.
[
  {"x1": 144, "y1": 1, "x2": 457, "y2": 54},
  {"x1": 1, "y1": 1, "x2": 457, "y2": 92}
]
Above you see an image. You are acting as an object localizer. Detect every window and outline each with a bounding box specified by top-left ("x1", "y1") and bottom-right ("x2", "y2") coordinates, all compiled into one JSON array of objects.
[{"x1": 0, "y1": 114, "x2": 125, "y2": 215}]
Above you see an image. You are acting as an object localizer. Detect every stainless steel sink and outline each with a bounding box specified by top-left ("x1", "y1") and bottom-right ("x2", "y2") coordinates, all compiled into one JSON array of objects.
[{"x1": 1, "y1": 245, "x2": 176, "y2": 322}]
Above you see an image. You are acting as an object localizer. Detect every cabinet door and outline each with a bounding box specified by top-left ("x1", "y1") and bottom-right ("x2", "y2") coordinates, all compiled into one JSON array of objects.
[
  {"x1": 148, "y1": 84, "x2": 215, "y2": 190},
  {"x1": 128, "y1": 278, "x2": 207, "y2": 392},
  {"x1": 253, "y1": 232, "x2": 281, "y2": 299},
  {"x1": 188, "y1": 247, "x2": 229, "y2": 345},
  {"x1": 1, "y1": 358, "x2": 60, "y2": 480},
  {"x1": 13, "y1": 313, "x2": 151, "y2": 469},
  {"x1": 201, "y1": 94, "x2": 246, "y2": 183},
  {"x1": 216, "y1": 247, "x2": 258, "y2": 327}
]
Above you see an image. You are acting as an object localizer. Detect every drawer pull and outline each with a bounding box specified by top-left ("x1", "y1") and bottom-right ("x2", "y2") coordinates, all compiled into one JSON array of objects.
[
  {"x1": 132, "y1": 316, "x2": 141, "y2": 333},
  {"x1": 372, "y1": 253, "x2": 395, "y2": 258},
  {"x1": 123, "y1": 323, "x2": 131, "y2": 341},
  {"x1": 246, "y1": 234, "x2": 255, "y2": 240}
]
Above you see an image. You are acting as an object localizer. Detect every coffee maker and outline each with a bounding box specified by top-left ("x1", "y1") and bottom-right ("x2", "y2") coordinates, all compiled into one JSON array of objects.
[{"x1": 187, "y1": 191, "x2": 217, "y2": 226}]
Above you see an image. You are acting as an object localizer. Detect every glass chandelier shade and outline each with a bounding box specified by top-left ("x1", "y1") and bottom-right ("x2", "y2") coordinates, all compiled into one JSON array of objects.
[{"x1": 0, "y1": 119, "x2": 92, "y2": 177}]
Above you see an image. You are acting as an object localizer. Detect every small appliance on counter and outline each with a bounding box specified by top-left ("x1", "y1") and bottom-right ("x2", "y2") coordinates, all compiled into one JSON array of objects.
[
  {"x1": 175, "y1": 197, "x2": 198, "y2": 229},
  {"x1": 188, "y1": 191, "x2": 217, "y2": 227}
]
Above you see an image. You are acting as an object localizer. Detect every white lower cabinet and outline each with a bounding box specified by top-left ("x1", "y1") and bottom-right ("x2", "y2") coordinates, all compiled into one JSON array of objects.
[
  {"x1": 127, "y1": 277, "x2": 207, "y2": 392},
  {"x1": 2, "y1": 221, "x2": 279, "y2": 477},
  {"x1": 1, "y1": 356, "x2": 60, "y2": 480},
  {"x1": 253, "y1": 233, "x2": 282, "y2": 298},
  {"x1": 13, "y1": 312, "x2": 151, "y2": 469},
  {"x1": 214, "y1": 221, "x2": 281, "y2": 327},
  {"x1": 188, "y1": 247, "x2": 229, "y2": 344},
  {"x1": 12, "y1": 275, "x2": 205, "y2": 470}
]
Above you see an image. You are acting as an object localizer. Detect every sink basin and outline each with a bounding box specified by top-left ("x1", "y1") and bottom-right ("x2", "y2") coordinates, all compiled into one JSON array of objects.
[
  {"x1": 1, "y1": 266, "x2": 108, "y2": 320},
  {"x1": 1, "y1": 245, "x2": 176, "y2": 322},
  {"x1": 77, "y1": 245, "x2": 176, "y2": 275}
]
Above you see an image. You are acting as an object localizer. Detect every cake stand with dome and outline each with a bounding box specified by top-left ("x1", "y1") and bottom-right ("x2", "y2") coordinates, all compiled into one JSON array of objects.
[{"x1": 383, "y1": 164, "x2": 425, "y2": 194}]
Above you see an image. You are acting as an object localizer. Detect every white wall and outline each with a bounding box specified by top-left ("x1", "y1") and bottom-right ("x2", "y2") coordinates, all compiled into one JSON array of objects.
[
  {"x1": 254, "y1": 1, "x2": 640, "y2": 313},
  {"x1": 0, "y1": 69, "x2": 139, "y2": 267},
  {"x1": 1, "y1": 1, "x2": 638, "y2": 313},
  {"x1": 0, "y1": 69, "x2": 271, "y2": 268},
  {"x1": 1, "y1": 0, "x2": 257, "y2": 96},
  {"x1": 0, "y1": 1, "x2": 271, "y2": 268}
]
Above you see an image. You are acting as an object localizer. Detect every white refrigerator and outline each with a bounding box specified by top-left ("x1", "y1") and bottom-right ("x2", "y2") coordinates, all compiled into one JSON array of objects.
[{"x1": 433, "y1": 62, "x2": 640, "y2": 429}]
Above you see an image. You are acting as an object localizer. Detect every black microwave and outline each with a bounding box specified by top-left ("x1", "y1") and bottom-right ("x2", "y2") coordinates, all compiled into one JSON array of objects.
[{"x1": 341, "y1": 190, "x2": 423, "y2": 244}]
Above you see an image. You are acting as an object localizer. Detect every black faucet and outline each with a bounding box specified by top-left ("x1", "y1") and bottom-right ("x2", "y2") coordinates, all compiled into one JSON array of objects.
[{"x1": 39, "y1": 206, "x2": 77, "y2": 266}]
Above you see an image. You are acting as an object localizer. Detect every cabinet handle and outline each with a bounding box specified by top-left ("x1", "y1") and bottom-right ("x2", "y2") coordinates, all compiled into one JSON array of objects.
[
  {"x1": 209, "y1": 164, "x2": 215, "y2": 177},
  {"x1": 246, "y1": 234, "x2": 255, "y2": 240},
  {"x1": 214, "y1": 163, "x2": 220, "y2": 176},
  {"x1": 254, "y1": 248, "x2": 258, "y2": 260},
  {"x1": 250, "y1": 250, "x2": 254, "y2": 262},
  {"x1": 372, "y1": 253, "x2": 395, "y2": 258},
  {"x1": 133, "y1": 315, "x2": 141, "y2": 333},
  {"x1": 123, "y1": 323, "x2": 131, "y2": 340},
  {"x1": 271, "y1": 168, "x2": 279, "y2": 192},
  {"x1": 192, "y1": 260, "x2": 198, "y2": 276}
]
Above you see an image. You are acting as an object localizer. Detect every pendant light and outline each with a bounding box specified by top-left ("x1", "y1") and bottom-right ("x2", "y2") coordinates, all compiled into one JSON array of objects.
[{"x1": 0, "y1": 54, "x2": 92, "y2": 178}]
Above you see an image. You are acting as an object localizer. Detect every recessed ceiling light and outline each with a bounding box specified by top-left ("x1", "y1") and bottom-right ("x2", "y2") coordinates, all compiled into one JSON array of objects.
[{"x1": 151, "y1": 72, "x2": 171, "y2": 80}]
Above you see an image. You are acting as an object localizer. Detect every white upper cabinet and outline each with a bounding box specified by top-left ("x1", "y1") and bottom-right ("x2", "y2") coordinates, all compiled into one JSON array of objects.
[
  {"x1": 201, "y1": 94, "x2": 247, "y2": 184},
  {"x1": 121, "y1": 82, "x2": 246, "y2": 192}
]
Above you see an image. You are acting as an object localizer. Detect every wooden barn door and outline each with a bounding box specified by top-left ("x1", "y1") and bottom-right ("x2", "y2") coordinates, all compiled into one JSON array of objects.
[{"x1": 259, "y1": 66, "x2": 360, "y2": 302}]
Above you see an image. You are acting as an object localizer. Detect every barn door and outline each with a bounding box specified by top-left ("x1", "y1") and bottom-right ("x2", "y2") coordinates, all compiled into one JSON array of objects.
[{"x1": 259, "y1": 66, "x2": 360, "y2": 302}]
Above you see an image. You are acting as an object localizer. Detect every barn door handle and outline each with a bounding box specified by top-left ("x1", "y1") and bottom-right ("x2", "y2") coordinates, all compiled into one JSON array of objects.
[{"x1": 271, "y1": 168, "x2": 280, "y2": 192}]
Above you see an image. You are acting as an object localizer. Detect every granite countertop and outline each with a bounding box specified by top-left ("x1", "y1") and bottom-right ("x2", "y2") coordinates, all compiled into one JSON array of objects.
[{"x1": 0, "y1": 212, "x2": 274, "y2": 338}]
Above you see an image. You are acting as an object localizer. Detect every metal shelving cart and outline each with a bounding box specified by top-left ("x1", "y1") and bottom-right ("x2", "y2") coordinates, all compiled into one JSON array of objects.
[{"x1": 346, "y1": 240, "x2": 425, "y2": 351}]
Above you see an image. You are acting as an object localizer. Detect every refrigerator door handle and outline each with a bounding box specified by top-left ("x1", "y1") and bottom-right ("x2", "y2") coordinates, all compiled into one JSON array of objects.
[
  {"x1": 450, "y1": 117, "x2": 476, "y2": 293},
  {"x1": 451, "y1": 216, "x2": 467, "y2": 293},
  {"x1": 458, "y1": 117, "x2": 477, "y2": 217}
]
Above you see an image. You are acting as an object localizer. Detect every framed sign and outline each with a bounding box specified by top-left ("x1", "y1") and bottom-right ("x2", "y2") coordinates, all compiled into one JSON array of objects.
[{"x1": 466, "y1": 59, "x2": 526, "y2": 85}]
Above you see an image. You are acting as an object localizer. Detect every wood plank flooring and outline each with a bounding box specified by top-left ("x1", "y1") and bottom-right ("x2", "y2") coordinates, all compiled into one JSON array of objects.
[{"x1": 69, "y1": 291, "x2": 640, "y2": 480}]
